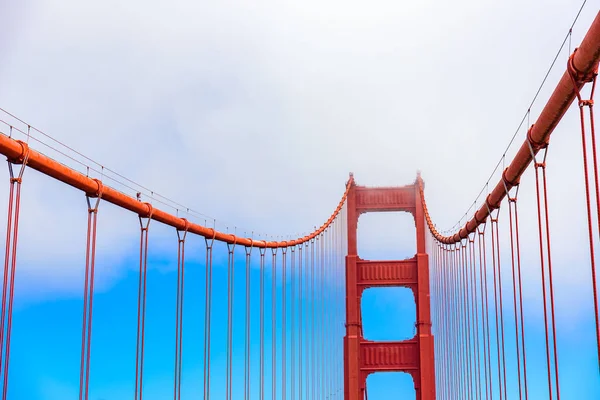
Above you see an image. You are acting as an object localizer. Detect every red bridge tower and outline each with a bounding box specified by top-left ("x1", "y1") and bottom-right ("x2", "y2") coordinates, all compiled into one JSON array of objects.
[{"x1": 344, "y1": 174, "x2": 436, "y2": 399}]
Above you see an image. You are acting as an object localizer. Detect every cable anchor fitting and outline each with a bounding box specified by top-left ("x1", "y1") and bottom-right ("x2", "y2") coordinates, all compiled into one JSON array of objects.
[{"x1": 86, "y1": 179, "x2": 104, "y2": 213}]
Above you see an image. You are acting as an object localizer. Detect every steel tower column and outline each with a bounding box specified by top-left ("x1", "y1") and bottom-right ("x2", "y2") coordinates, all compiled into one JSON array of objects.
[{"x1": 344, "y1": 174, "x2": 436, "y2": 399}]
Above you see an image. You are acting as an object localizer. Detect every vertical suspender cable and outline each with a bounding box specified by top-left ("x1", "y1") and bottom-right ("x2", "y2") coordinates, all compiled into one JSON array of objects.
[
  {"x1": 439, "y1": 245, "x2": 451, "y2": 398},
  {"x1": 323, "y1": 229, "x2": 327, "y2": 399},
  {"x1": 318, "y1": 233, "x2": 325, "y2": 398},
  {"x1": 435, "y1": 245, "x2": 442, "y2": 399},
  {"x1": 329, "y1": 224, "x2": 334, "y2": 399},
  {"x1": 469, "y1": 236, "x2": 482, "y2": 400},
  {"x1": 291, "y1": 246, "x2": 296, "y2": 400},
  {"x1": 512, "y1": 193, "x2": 529, "y2": 399},
  {"x1": 445, "y1": 247, "x2": 454, "y2": 397},
  {"x1": 304, "y1": 241, "x2": 310, "y2": 399},
  {"x1": 315, "y1": 235, "x2": 319, "y2": 399},
  {"x1": 433, "y1": 245, "x2": 439, "y2": 397},
  {"x1": 458, "y1": 244, "x2": 465, "y2": 399},
  {"x1": 532, "y1": 143, "x2": 561, "y2": 399},
  {"x1": 458, "y1": 245, "x2": 466, "y2": 398},
  {"x1": 260, "y1": 246, "x2": 266, "y2": 400},
  {"x1": 134, "y1": 204, "x2": 153, "y2": 400},
  {"x1": 173, "y1": 220, "x2": 188, "y2": 400},
  {"x1": 454, "y1": 246, "x2": 460, "y2": 397},
  {"x1": 496, "y1": 215, "x2": 508, "y2": 399},
  {"x1": 506, "y1": 185, "x2": 527, "y2": 400},
  {"x1": 271, "y1": 248, "x2": 277, "y2": 400},
  {"x1": 299, "y1": 244, "x2": 303, "y2": 400},
  {"x1": 443, "y1": 245, "x2": 449, "y2": 400},
  {"x1": 434, "y1": 242, "x2": 438, "y2": 394},
  {"x1": 226, "y1": 240, "x2": 236, "y2": 400},
  {"x1": 543, "y1": 151, "x2": 561, "y2": 399},
  {"x1": 453, "y1": 245, "x2": 459, "y2": 397},
  {"x1": 446, "y1": 245, "x2": 461, "y2": 395},
  {"x1": 479, "y1": 226, "x2": 493, "y2": 400},
  {"x1": 568, "y1": 59, "x2": 600, "y2": 369},
  {"x1": 448, "y1": 246, "x2": 454, "y2": 399},
  {"x1": 325, "y1": 227, "x2": 330, "y2": 399},
  {"x1": 282, "y1": 246, "x2": 287, "y2": 400},
  {"x1": 332, "y1": 226, "x2": 336, "y2": 398},
  {"x1": 203, "y1": 232, "x2": 215, "y2": 400},
  {"x1": 467, "y1": 239, "x2": 476, "y2": 400},
  {"x1": 446, "y1": 246, "x2": 453, "y2": 397},
  {"x1": 534, "y1": 154, "x2": 553, "y2": 399},
  {"x1": 337, "y1": 210, "x2": 342, "y2": 398},
  {"x1": 459, "y1": 245, "x2": 466, "y2": 397},
  {"x1": 441, "y1": 246, "x2": 449, "y2": 399},
  {"x1": 244, "y1": 242, "x2": 252, "y2": 400},
  {"x1": 460, "y1": 244, "x2": 470, "y2": 399},
  {"x1": 462, "y1": 241, "x2": 473, "y2": 400},
  {"x1": 452, "y1": 246, "x2": 462, "y2": 398},
  {"x1": 79, "y1": 182, "x2": 102, "y2": 400},
  {"x1": 439, "y1": 245, "x2": 446, "y2": 399},
  {"x1": 1, "y1": 148, "x2": 28, "y2": 400},
  {"x1": 490, "y1": 211, "x2": 507, "y2": 400},
  {"x1": 311, "y1": 237, "x2": 316, "y2": 400}
]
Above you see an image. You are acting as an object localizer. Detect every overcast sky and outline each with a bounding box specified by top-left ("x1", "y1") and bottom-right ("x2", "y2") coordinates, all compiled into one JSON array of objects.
[
  {"x1": 0, "y1": 0, "x2": 597, "y2": 287},
  {"x1": 1, "y1": 0, "x2": 599, "y2": 398}
]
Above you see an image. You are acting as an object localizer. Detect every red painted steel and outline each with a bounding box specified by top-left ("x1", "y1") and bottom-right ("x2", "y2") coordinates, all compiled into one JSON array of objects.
[
  {"x1": 355, "y1": 186, "x2": 416, "y2": 213},
  {"x1": 0, "y1": 136, "x2": 351, "y2": 248},
  {"x1": 357, "y1": 259, "x2": 418, "y2": 288},
  {"x1": 360, "y1": 340, "x2": 419, "y2": 371},
  {"x1": 422, "y1": 11, "x2": 600, "y2": 244},
  {"x1": 344, "y1": 175, "x2": 435, "y2": 400}
]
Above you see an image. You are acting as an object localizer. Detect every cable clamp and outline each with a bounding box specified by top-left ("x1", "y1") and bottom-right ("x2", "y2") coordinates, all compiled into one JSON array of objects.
[
  {"x1": 227, "y1": 235, "x2": 237, "y2": 253},
  {"x1": 526, "y1": 124, "x2": 548, "y2": 155},
  {"x1": 86, "y1": 179, "x2": 104, "y2": 213},
  {"x1": 245, "y1": 236, "x2": 254, "y2": 256},
  {"x1": 7, "y1": 141, "x2": 30, "y2": 184},
  {"x1": 205, "y1": 227, "x2": 217, "y2": 250},
  {"x1": 138, "y1": 202, "x2": 154, "y2": 230},
  {"x1": 567, "y1": 48, "x2": 598, "y2": 85},
  {"x1": 177, "y1": 218, "x2": 189, "y2": 242}
]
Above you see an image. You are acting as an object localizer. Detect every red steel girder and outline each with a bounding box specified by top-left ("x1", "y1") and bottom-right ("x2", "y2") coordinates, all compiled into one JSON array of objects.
[
  {"x1": 355, "y1": 185, "x2": 416, "y2": 214},
  {"x1": 360, "y1": 339, "x2": 419, "y2": 373},
  {"x1": 357, "y1": 258, "x2": 418, "y2": 289}
]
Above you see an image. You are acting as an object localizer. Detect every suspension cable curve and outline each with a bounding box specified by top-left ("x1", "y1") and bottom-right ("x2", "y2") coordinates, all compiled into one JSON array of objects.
[
  {"x1": 0, "y1": 135, "x2": 352, "y2": 248},
  {"x1": 418, "y1": 12, "x2": 600, "y2": 244}
]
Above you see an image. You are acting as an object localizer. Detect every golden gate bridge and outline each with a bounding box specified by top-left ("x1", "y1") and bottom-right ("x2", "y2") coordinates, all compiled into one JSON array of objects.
[{"x1": 0, "y1": 6, "x2": 599, "y2": 400}]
